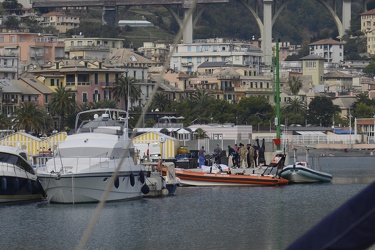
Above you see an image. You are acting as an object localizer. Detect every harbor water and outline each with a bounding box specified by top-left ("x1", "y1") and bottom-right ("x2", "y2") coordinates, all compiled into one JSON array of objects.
[{"x1": 1, "y1": 156, "x2": 375, "y2": 250}]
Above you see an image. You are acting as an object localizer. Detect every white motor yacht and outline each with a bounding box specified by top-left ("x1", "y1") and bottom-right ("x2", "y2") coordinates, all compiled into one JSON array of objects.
[{"x1": 36, "y1": 108, "x2": 148, "y2": 204}]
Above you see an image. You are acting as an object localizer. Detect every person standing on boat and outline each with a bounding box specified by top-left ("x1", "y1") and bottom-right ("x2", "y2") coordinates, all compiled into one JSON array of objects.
[
  {"x1": 228, "y1": 145, "x2": 235, "y2": 168},
  {"x1": 214, "y1": 144, "x2": 222, "y2": 164},
  {"x1": 238, "y1": 143, "x2": 248, "y2": 168},
  {"x1": 247, "y1": 144, "x2": 255, "y2": 168},
  {"x1": 198, "y1": 146, "x2": 206, "y2": 168},
  {"x1": 233, "y1": 144, "x2": 239, "y2": 167}
]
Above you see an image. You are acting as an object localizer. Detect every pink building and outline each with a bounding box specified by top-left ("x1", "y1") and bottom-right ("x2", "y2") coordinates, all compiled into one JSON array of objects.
[{"x1": 0, "y1": 32, "x2": 65, "y2": 75}]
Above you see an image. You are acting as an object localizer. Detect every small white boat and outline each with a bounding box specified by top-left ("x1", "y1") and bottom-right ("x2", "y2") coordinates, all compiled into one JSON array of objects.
[
  {"x1": 35, "y1": 108, "x2": 148, "y2": 204},
  {"x1": 0, "y1": 145, "x2": 46, "y2": 203},
  {"x1": 279, "y1": 161, "x2": 333, "y2": 183},
  {"x1": 142, "y1": 161, "x2": 179, "y2": 197}
]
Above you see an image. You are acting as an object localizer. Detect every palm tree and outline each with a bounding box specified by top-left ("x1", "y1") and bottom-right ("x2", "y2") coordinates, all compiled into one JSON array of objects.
[
  {"x1": 0, "y1": 114, "x2": 13, "y2": 130},
  {"x1": 12, "y1": 102, "x2": 46, "y2": 134},
  {"x1": 190, "y1": 89, "x2": 214, "y2": 120},
  {"x1": 112, "y1": 76, "x2": 141, "y2": 111},
  {"x1": 151, "y1": 92, "x2": 170, "y2": 111},
  {"x1": 288, "y1": 76, "x2": 303, "y2": 96},
  {"x1": 284, "y1": 98, "x2": 306, "y2": 114},
  {"x1": 49, "y1": 86, "x2": 76, "y2": 132}
]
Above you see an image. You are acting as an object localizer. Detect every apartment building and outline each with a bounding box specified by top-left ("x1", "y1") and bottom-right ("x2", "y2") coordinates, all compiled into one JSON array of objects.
[
  {"x1": 64, "y1": 34, "x2": 125, "y2": 60},
  {"x1": 39, "y1": 11, "x2": 80, "y2": 34},
  {"x1": 170, "y1": 38, "x2": 262, "y2": 73},
  {"x1": 137, "y1": 42, "x2": 169, "y2": 64},
  {"x1": 361, "y1": 8, "x2": 375, "y2": 55},
  {"x1": 0, "y1": 78, "x2": 40, "y2": 116},
  {"x1": 309, "y1": 39, "x2": 344, "y2": 64},
  {"x1": 0, "y1": 32, "x2": 65, "y2": 75}
]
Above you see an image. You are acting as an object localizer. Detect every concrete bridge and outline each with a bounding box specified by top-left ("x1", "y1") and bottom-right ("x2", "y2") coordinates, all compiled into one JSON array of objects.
[{"x1": 32, "y1": 0, "x2": 371, "y2": 65}]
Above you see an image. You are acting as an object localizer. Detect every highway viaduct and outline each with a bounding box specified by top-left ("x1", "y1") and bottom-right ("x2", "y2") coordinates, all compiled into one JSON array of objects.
[{"x1": 32, "y1": 0, "x2": 371, "y2": 65}]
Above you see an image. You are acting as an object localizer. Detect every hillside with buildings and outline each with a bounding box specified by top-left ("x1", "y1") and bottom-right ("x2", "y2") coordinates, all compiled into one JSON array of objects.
[{"x1": 2, "y1": 1, "x2": 375, "y2": 148}]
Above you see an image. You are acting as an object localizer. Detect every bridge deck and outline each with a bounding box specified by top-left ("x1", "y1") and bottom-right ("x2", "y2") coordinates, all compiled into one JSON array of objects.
[{"x1": 32, "y1": 0, "x2": 229, "y2": 8}]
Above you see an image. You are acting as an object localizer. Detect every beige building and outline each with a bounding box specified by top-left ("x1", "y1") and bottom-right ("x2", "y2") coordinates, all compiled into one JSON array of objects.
[
  {"x1": 64, "y1": 34, "x2": 125, "y2": 60},
  {"x1": 40, "y1": 11, "x2": 80, "y2": 34},
  {"x1": 301, "y1": 54, "x2": 325, "y2": 85},
  {"x1": 361, "y1": 8, "x2": 375, "y2": 55}
]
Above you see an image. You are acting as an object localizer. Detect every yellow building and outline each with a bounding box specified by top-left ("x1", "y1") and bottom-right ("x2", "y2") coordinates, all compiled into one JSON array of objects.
[
  {"x1": 361, "y1": 8, "x2": 375, "y2": 55},
  {"x1": 301, "y1": 54, "x2": 325, "y2": 85},
  {"x1": 0, "y1": 132, "x2": 67, "y2": 157},
  {"x1": 132, "y1": 131, "x2": 179, "y2": 159}
]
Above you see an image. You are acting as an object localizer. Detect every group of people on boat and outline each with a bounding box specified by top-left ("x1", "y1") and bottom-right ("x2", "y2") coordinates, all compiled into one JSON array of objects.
[
  {"x1": 197, "y1": 143, "x2": 261, "y2": 169},
  {"x1": 227, "y1": 143, "x2": 258, "y2": 168}
]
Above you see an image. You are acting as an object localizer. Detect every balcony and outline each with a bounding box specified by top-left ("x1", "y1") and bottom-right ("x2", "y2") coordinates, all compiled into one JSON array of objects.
[
  {"x1": 66, "y1": 45, "x2": 110, "y2": 52},
  {"x1": 181, "y1": 62, "x2": 193, "y2": 67}
]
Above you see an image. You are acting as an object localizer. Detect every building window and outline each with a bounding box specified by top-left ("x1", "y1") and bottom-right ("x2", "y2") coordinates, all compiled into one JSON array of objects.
[
  {"x1": 50, "y1": 79, "x2": 55, "y2": 86},
  {"x1": 187, "y1": 46, "x2": 191, "y2": 52},
  {"x1": 82, "y1": 92, "x2": 88, "y2": 102},
  {"x1": 0, "y1": 37, "x2": 4, "y2": 43}
]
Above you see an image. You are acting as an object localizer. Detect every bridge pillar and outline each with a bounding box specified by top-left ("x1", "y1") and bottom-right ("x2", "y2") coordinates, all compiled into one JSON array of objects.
[
  {"x1": 263, "y1": 0, "x2": 273, "y2": 66},
  {"x1": 102, "y1": 5, "x2": 116, "y2": 26},
  {"x1": 342, "y1": 0, "x2": 351, "y2": 35},
  {"x1": 183, "y1": 9, "x2": 193, "y2": 43}
]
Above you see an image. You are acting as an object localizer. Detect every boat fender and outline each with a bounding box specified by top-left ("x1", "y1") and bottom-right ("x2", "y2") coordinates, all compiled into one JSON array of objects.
[
  {"x1": 13, "y1": 178, "x2": 19, "y2": 190},
  {"x1": 161, "y1": 188, "x2": 169, "y2": 196},
  {"x1": 1, "y1": 177, "x2": 7, "y2": 190},
  {"x1": 210, "y1": 166, "x2": 212, "y2": 173},
  {"x1": 114, "y1": 176, "x2": 119, "y2": 189},
  {"x1": 130, "y1": 172, "x2": 135, "y2": 187},
  {"x1": 27, "y1": 179, "x2": 32, "y2": 192},
  {"x1": 141, "y1": 184, "x2": 150, "y2": 194},
  {"x1": 139, "y1": 171, "x2": 145, "y2": 184}
]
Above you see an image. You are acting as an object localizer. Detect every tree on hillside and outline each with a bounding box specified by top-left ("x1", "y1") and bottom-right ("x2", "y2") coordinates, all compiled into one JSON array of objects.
[
  {"x1": 2, "y1": 0, "x2": 22, "y2": 9},
  {"x1": 4, "y1": 16, "x2": 19, "y2": 30},
  {"x1": 363, "y1": 61, "x2": 375, "y2": 77},
  {"x1": 49, "y1": 86, "x2": 76, "y2": 132},
  {"x1": 307, "y1": 96, "x2": 339, "y2": 127},
  {"x1": 237, "y1": 96, "x2": 274, "y2": 125}
]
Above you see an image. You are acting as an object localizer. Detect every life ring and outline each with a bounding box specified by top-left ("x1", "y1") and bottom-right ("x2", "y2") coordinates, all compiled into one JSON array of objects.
[{"x1": 129, "y1": 172, "x2": 135, "y2": 187}]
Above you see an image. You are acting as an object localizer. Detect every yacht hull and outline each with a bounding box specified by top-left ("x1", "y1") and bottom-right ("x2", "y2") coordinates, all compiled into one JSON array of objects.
[{"x1": 38, "y1": 172, "x2": 144, "y2": 203}]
